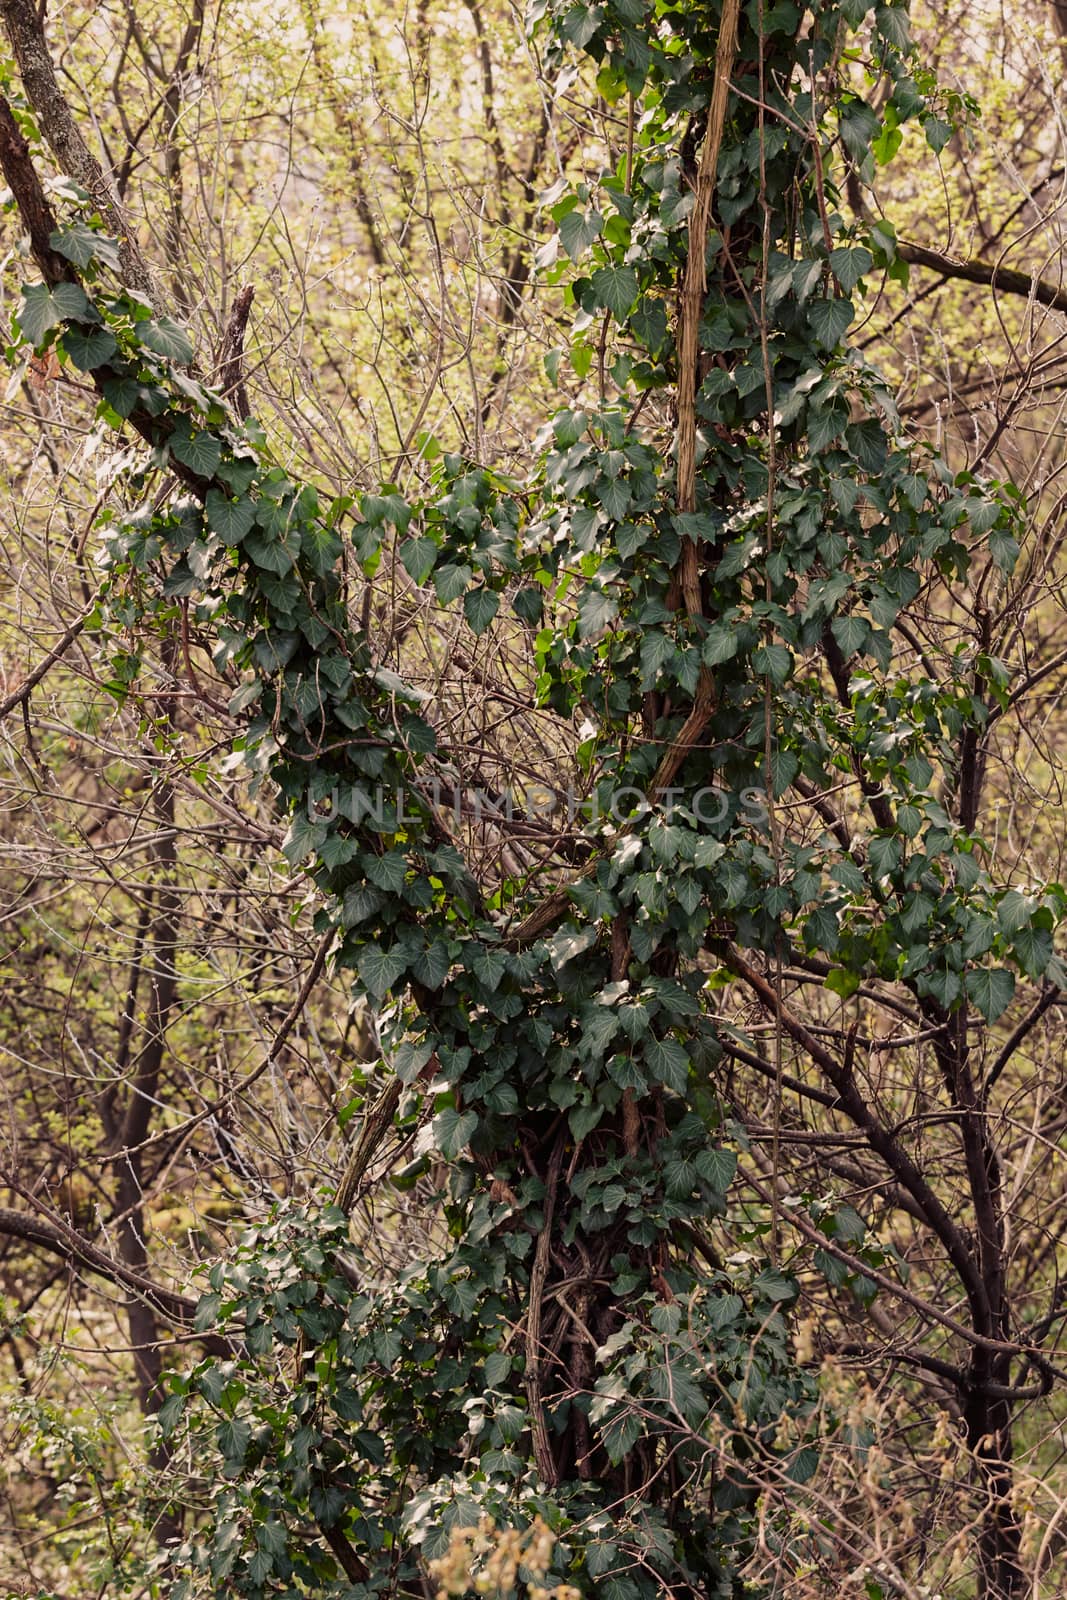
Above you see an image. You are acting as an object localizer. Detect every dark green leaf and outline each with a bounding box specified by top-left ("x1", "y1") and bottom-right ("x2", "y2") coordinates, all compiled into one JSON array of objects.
[
  {"x1": 171, "y1": 430, "x2": 222, "y2": 477},
  {"x1": 965, "y1": 967, "x2": 1015, "y2": 1022},
  {"x1": 206, "y1": 489, "x2": 256, "y2": 543},
  {"x1": 808, "y1": 296, "x2": 855, "y2": 347},
  {"x1": 464, "y1": 586, "x2": 500, "y2": 635},
  {"x1": 434, "y1": 1106, "x2": 478, "y2": 1157},
  {"x1": 50, "y1": 222, "x2": 122, "y2": 271},
  {"x1": 59, "y1": 324, "x2": 117, "y2": 371},
  {"x1": 591, "y1": 264, "x2": 639, "y2": 320},
  {"x1": 137, "y1": 316, "x2": 195, "y2": 364}
]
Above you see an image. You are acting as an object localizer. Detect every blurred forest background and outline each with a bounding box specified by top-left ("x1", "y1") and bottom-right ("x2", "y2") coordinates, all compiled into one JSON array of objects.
[{"x1": 4, "y1": 0, "x2": 1067, "y2": 1594}]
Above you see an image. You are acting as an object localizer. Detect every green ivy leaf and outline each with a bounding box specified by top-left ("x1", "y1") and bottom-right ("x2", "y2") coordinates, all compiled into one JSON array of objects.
[
  {"x1": 1012, "y1": 926, "x2": 1053, "y2": 979},
  {"x1": 644, "y1": 1035, "x2": 689, "y2": 1093},
  {"x1": 137, "y1": 316, "x2": 195, "y2": 364},
  {"x1": 156, "y1": 1391, "x2": 186, "y2": 1439},
  {"x1": 302, "y1": 521, "x2": 343, "y2": 575},
  {"x1": 965, "y1": 967, "x2": 1015, "y2": 1021},
  {"x1": 59, "y1": 325, "x2": 118, "y2": 371},
  {"x1": 16, "y1": 281, "x2": 89, "y2": 346},
  {"x1": 578, "y1": 588, "x2": 618, "y2": 639},
  {"x1": 559, "y1": 207, "x2": 603, "y2": 260},
  {"x1": 216, "y1": 1418, "x2": 251, "y2": 1465},
  {"x1": 591, "y1": 264, "x2": 639, "y2": 320},
  {"x1": 401, "y1": 536, "x2": 438, "y2": 583},
  {"x1": 171, "y1": 430, "x2": 222, "y2": 478},
  {"x1": 831, "y1": 614, "x2": 870, "y2": 658},
  {"x1": 808, "y1": 296, "x2": 855, "y2": 347},
  {"x1": 829, "y1": 246, "x2": 873, "y2": 291},
  {"x1": 511, "y1": 586, "x2": 543, "y2": 625},
  {"x1": 701, "y1": 1146, "x2": 737, "y2": 1194},
  {"x1": 434, "y1": 1106, "x2": 479, "y2": 1157},
  {"x1": 434, "y1": 562, "x2": 473, "y2": 604},
  {"x1": 875, "y1": 3, "x2": 911, "y2": 49},
  {"x1": 205, "y1": 489, "x2": 256, "y2": 544},
  {"x1": 752, "y1": 643, "x2": 793, "y2": 684},
  {"x1": 50, "y1": 222, "x2": 122, "y2": 272},
  {"x1": 570, "y1": 1101, "x2": 604, "y2": 1139},
  {"x1": 101, "y1": 375, "x2": 146, "y2": 417},
  {"x1": 989, "y1": 527, "x2": 1020, "y2": 574},
  {"x1": 412, "y1": 939, "x2": 451, "y2": 989},
  {"x1": 358, "y1": 943, "x2": 409, "y2": 997},
  {"x1": 464, "y1": 586, "x2": 500, "y2": 635}
]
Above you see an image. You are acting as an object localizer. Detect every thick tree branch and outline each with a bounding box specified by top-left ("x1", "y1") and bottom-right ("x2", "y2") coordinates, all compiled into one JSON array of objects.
[
  {"x1": 217, "y1": 284, "x2": 254, "y2": 420},
  {"x1": 0, "y1": 0, "x2": 154, "y2": 294},
  {"x1": 897, "y1": 239, "x2": 1067, "y2": 317},
  {"x1": 0, "y1": 1203, "x2": 221, "y2": 1340},
  {"x1": 0, "y1": 94, "x2": 70, "y2": 284},
  {"x1": 722, "y1": 945, "x2": 989, "y2": 1324},
  {"x1": 0, "y1": 604, "x2": 90, "y2": 723}
]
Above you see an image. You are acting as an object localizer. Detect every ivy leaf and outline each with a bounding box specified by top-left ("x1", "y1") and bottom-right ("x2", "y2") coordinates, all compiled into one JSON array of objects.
[
  {"x1": 302, "y1": 521, "x2": 343, "y2": 575},
  {"x1": 137, "y1": 316, "x2": 195, "y2": 364},
  {"x1": 464, "y1": 586, "x2": 499, "y2": 635},
  {"x1": 366, "y1": 852, "x2": 409, "y2": 893},
  {"x1": 341, "y1": 884, "x2": 385, "y2": 927},
  {"x1": 434, "y1": 1106, "x2": 478, "y2": 1157},
  {"x1": 597, "y1": 475, "x2": 631, "y2": 520},
  {"x1": 53, "y1": 281, "x2": 94, "y2": 319},
  {"x1": 752, "y1": 643, "x2": 793, "y2": 684},
  {"x1": 826, "y1": 966, "x2": 861, "y2": 999},
  {"x1": 171, "y1": 430, "x2": 222, "y2": 478},
  {"x1": 247, "y1": 1551, "x2": 273, "y2": 1586},
  {"x1": 786, "y1": 1446, "x2": 820, "y2": 1484},
  {"x1": 578, "y1": 588, "x2": 618, "y2": 639},
  {"x1": 1012, "y1": 926, "x2": 1053, "y2": 979},
  {"x1": 640, "y1": 630, "x2": 675, "y2": 686},
  {"x1": 871, "y1": 125, "x2": 903, "y2": 166},
  {"x1": 631, "y1": 297, "x2": 668, "y2": 355},
  {"x1": 434, "y1": 562, "x2": 473, "y2": 604},
  {"x1": 703, "y1": 625, "x2": 739, "y2": 666},
  {"x1": 989, "y1": 527, "x2": 1020, "y2": 574},
  {"x1": 808, "y1": 296, "x2": 855, "y2": 348},
  {"x1": 358, "y1": 943, "x2": 409, "y2": 998},
  {"x1": 591, "y1": 264, "x2": 639, "y2": 320},
  {"x1": 101, "y1": 375, "x2": 146, "y2": 417},
  {"x1": 559, "y1": 207, "x2": 603, "y2": 260},
  {"x1": 484, "y1": 1351, "x2": 512, "y2": 1387},
  {"x1": 701, "y1": 1147, "x2": 737, "y2": 1194},
  {"x1": 829, "y1": 246, "x2": 873, "y2": 291},
  {"x1": 205, "y1": 489, "x2": 256, "y2": 544},
  {"x1": 17, "y1": 282, "x2": 85, "y2": 346},
  {"x1": 600, "y1": 1409, "x2": 642, "y2": 1467},
  {"x1": 401, "y1": 536, "x2": 438, "y2": 583},
  {"x1": 244, "y1": 530, "x2": 295, "y2": 575},
  {"x1": 512, "y1": 586, "x2": 543, "y2": 625},
  {"x1": 570, "y1": 1101, "x2": 604, "y2": 1139},
  {"x1": 925, "y1": 117, "x2": 953, "y2": 154},
  {"x1": 644, "y1": 1035, "x2": 689, "y2": 1093},
  {"x1": 923, "y1": 967, "x2": 961, "y2": 1009},
  {"x1": 831, "y1": 614, "x2": 870, "y2": 657},
  {"x1": 216, "y1": 1418, "x2": 251, "y2": 1465},
  {"x1": 965, "y1": 967, "x2": 1015, "y2": 1022},
  {"x1": 839, "y1": 98, "x2": 880, "y2": 160},
  {"x1": 156, "y1": 1391, "x2": 186, "y2": 1439},
  {"x1": 412, "y1": 939, "x2": 451, "y2": 989},
  {"x1": 318, "y1": 832, "x2": 358, "y2": 870},
  {"x1": 875, "y1": 3, "x2": 911, "y2": 49},
  {"x1": 767, "y1": 747, "x2": 799, "y2": 797},
  {"x1": 50, "y1": 222, "x2": 122, "y2": 272},
  {"x1": 59, "y1": 325, "x2": 117, "y2": 371}
]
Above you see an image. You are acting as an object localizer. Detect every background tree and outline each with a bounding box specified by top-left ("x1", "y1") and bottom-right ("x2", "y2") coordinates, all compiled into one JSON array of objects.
[{"x1": 3, "y1": 0, "x2": 1067, "y2": 1598}]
